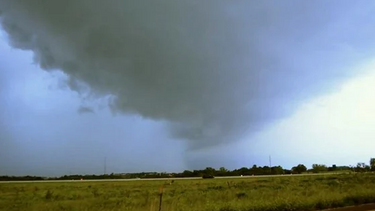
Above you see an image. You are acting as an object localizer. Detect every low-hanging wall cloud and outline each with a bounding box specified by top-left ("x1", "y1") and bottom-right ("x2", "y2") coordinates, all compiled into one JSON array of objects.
[{"x1": 1, "y1": 0, "x2": 375, "y2": 153}]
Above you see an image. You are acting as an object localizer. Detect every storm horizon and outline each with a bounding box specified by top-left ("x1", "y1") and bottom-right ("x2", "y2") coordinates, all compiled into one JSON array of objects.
[{"x1": 1, "y1": 1, "x2": 375, "y2": 177}]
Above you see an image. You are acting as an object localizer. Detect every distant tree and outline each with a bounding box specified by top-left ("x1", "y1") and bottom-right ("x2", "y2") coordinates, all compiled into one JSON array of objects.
[
  {"x1": 193, "y1": 170, "x2": 203, "y2": 177},
  {"x1": 358, "y1": 163, "x2": 366, "y2": 168},
  {"x1": 355, "y1": 163, "x2": 369, "y2": 172},
  {"x1": 328, "y1": 164, "x2": 337, "y2": 171},
  {"x1": 219, "y1": 167, "x2": 228, "y2": 173},
  {"x1": 249, "y1": 165, "x2": 260, "y2": 175},
  {"x1": 181, "y1": 170, "x2": 193, "y2": 177},
  {"x1": 262, "y1": 166, "x2": 271, "y2": 175},
  {"x1": 8, "y1": 159, "x2": 375, "y2": 181},
  {"x1": 312, "y1": 164, "x2": 328, "y2": 173},
  {"x1": 237, "y1": 167, "x2": 250, "y2": 175},
  {"x1": 370, "y1": 158, "x2": 375, "y2": 171},
  {"x1": 271, "y1": 166, "x2": 284, "y2": 175},
  {"x1": 292, "y1": 164, "x2": 307, "y2": 174},
  {"x1": 215, "y1": 167, "x2": 228, "y2": 176},
  {"x1": 284, "y1": 169, "x2": 292, "y2": 174},
  {"x1": 203, "y1": 167, "x2": 216, "y2": 176}
]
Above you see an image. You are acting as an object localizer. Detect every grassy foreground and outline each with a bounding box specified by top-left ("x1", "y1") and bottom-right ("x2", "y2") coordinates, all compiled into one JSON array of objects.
[{"x1": 1, "y1": 173, "x2": 375, "y2": 211}]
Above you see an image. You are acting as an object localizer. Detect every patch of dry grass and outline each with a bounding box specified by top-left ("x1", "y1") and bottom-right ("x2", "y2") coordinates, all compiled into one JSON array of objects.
[{"x1": 1, "y1": 173, "x2": 375, "y2": 211}]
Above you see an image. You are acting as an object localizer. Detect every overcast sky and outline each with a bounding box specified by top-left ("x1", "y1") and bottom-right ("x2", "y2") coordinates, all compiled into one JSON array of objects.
[{"x1": 1, "y1": 1, "x2": 375, "y2": 176}]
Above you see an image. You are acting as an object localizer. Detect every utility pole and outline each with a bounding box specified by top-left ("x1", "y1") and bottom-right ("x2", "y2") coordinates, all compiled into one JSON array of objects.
[
  {"x1": 104, "y1": 157, "x2": 107, "y2": 175},
  {"x1": 269, "y1": 155, "x2": 272, "y2": 174},
  {"x1": 269, "y1": 155, "x2": 272, "y2": 167}
]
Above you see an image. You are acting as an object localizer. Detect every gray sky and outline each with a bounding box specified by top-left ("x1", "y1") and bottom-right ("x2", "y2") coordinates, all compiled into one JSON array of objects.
[{"x1": 1, "y1": 1, "x2": 375, "y2": 176}]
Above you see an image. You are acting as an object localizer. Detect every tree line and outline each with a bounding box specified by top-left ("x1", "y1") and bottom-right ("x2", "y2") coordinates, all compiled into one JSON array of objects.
[{"x1": 1, "y1": 158, "x2": 374, "y2": 181}]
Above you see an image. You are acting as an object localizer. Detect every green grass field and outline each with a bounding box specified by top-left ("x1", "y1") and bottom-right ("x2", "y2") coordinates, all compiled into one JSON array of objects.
[{"x1": 1, "y1": 173, "x2": 375, "y2": 211}]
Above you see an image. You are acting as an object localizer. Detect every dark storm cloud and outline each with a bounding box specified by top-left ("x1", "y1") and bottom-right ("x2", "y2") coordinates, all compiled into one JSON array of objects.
[
  {"x1": 1, "y1": 0, "x2": 375, "y2": 155},
  {"x1": 77, "y1": 106, "x2": 95, "y2": 114}
]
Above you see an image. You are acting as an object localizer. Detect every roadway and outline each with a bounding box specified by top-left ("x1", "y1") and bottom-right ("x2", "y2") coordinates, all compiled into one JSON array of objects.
[{"x1": 0, "y1": 172, "x2": 345, "y2": 183}]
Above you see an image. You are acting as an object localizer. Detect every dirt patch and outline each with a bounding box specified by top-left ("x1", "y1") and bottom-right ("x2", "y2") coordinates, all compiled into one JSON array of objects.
[{"x1": 322, "y1": 203, "x2": 375, "y2": 211}]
